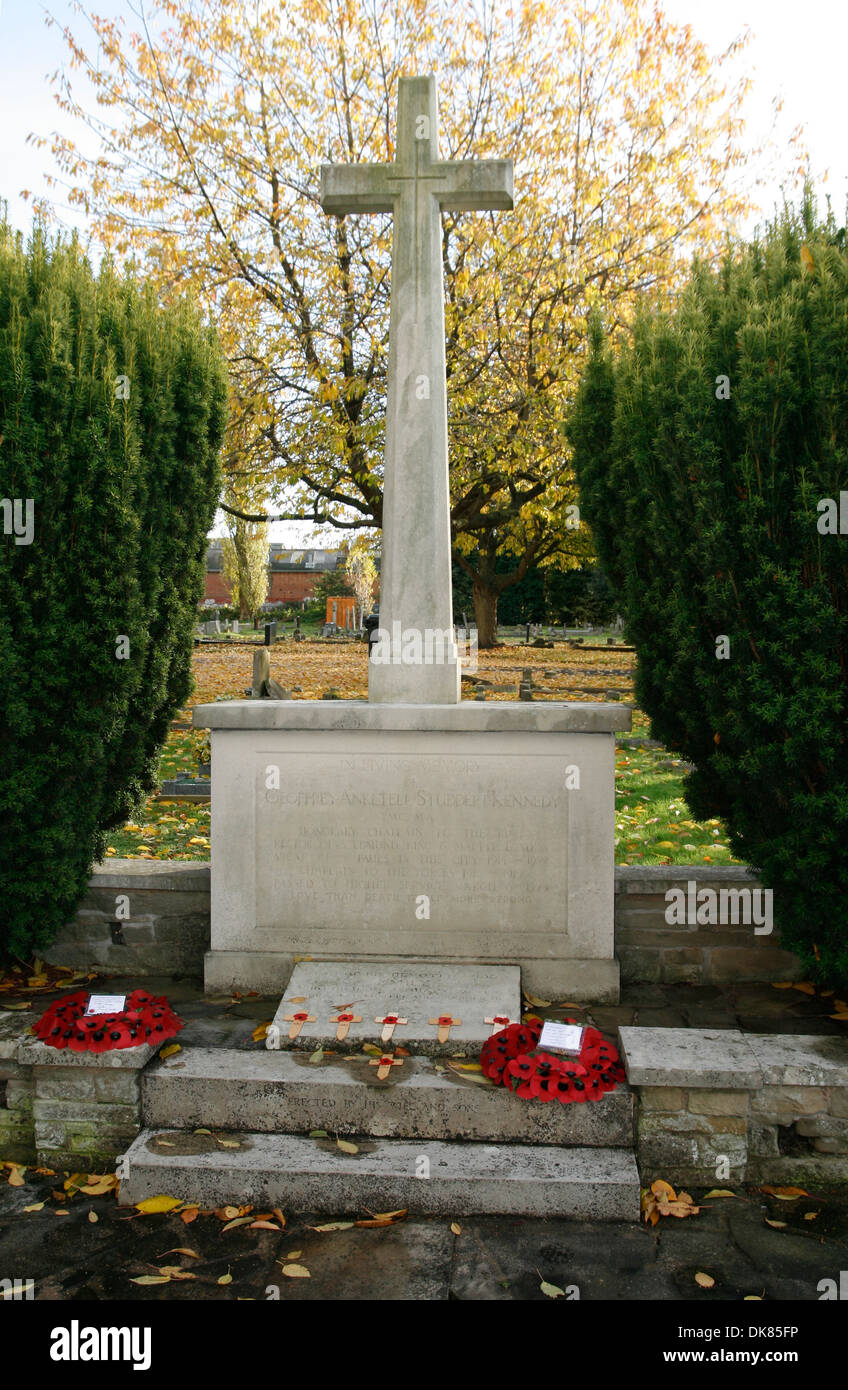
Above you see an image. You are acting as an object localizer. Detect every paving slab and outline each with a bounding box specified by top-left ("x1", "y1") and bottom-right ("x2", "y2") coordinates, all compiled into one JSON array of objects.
[
  {"x1": 143, "y1": 1045, "x2": 635, "y2": 1146},
  {"x1": 119, "y1": 1129, "x2": 641, "y2": 1219},
  {"x1": 745, "y1": 1033, "x2": 848, "y2": 1086},
  {"x1": 270, "y1": 961, "x2": 522, "y2": 1056},
  {"x1": 619, "y1": 1027, "x2": 762, "y2": 1088}
]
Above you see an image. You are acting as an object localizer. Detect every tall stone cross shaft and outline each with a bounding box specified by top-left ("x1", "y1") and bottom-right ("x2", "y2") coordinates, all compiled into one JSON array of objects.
[{"x1": 321, "y1": 75, "x2": 513, "y2": 703}]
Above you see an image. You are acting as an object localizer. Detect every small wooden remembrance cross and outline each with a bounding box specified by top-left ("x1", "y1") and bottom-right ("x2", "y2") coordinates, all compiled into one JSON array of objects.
[
  {"x1": 375, "y1": 1011, "x2": 409, "y2": 1044},
  {"x1": 283, "y1": 1010, "x2": 315, "y2": 1040},
  {"x1": 369, "y1": 1053, "x2": 404, "y2": 1081},
  {"x1": 485, "y1": 1014, "x2": 518, "y2": 1036},
  {"x1": 430, "y1": 1014, "x2": 461, "y2": 1043},
  {"x1": 331, "y1": 1011, "x2": 363, "y2": 1042}
]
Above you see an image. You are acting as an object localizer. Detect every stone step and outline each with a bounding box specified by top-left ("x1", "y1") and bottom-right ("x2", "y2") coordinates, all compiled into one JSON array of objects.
[
  {"x1": 119, "y1": 1129, "x2": 640, "y2": 1219},
  {"x1": 143, "y1": 1046, "x2": 635, "y2": 1147}
]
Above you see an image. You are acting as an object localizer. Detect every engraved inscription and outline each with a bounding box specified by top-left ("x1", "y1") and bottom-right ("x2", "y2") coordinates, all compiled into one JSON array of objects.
[{"x1": 254, "y1": 752, "x2": 569, "y2": 935}]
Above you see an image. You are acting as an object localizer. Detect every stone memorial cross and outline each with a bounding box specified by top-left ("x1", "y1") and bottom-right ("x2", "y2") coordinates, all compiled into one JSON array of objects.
[{"x1": 321, "y1": 75, "x2": 512, "y2": 703}]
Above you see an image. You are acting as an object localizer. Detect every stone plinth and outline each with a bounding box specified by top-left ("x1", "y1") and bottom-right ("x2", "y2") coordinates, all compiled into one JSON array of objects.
[{"x1": 193, "y1": 699, "x2": 629, "y2": 1000}]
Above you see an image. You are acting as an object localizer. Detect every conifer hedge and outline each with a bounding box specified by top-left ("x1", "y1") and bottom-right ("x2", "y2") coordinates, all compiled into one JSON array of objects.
[
  {"x1": 569, "y1": 199, "x2": 848, "y2": 982},
  {"x1": 0, "y1": 223, "x2": 227, "y2": 959}
]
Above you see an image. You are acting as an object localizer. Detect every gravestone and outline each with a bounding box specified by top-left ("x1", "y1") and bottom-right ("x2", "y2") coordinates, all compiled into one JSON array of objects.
[
  {"x1": 232, "y1": 619, "x2": 240, "y2": 634},
  {"x1": 194, "y1": 74, "x2": 627, "y2": 1001}
]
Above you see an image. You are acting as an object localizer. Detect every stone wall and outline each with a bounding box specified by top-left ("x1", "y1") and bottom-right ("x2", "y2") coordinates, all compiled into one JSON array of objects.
[
  {"x1": 615, "y1": 866, "x2": 803, "y2": 985},
  {"x1": 43, "y1": 861, "x2": 803, "y2": 986},
  {"x1": 621, "y1": 1028, "x2": 848, "y2": 1187}
]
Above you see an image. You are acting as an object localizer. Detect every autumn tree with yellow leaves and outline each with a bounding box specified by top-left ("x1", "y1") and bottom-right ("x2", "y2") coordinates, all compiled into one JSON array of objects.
[{"x1": 42, "y1": 0, "x2": 755, "y2": 643}]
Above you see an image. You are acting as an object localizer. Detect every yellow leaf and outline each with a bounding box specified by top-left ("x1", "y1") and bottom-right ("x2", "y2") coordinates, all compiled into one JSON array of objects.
[
  {"x1": 336, "y1": 1139, "x2": 358, "y2": 1154},
  {"x1": 88, "y1": 1210, "x2": 98, "y2": 1223},
  {"x1": 770, "y1": 982, "x2": 796, "y2": 990},
  {"x1": 222, "y1": 1216, "x2": 254, "y2": 1232},
  {"x1": 362, "y1": 1043, "x2": 383, "y2": 1056},
  {"x1": 217, "y1": 1140, "x2": 241, "y2": 1149},
  {"x1": 0, "y1": 1002, "x2": 31, "y2": 1010},
  {"x1": 764, "y1": 1218, "x2": 787, "y2": 1229},
  {"x1": 803, "y1": 1211, "x2": 819, "y2": 1221},
  {"x1": 540, "y1": 1279, "x2": 565, "y2": 1298},
  {"x1": 159, "y1": 1044, "x2": 181, "y2": 1059},
  {"x1": 650, "y1": 1179, "x2": 676, "y2": 1201},
  {"x1": 250, "y1": 1221, "x2": 281, "y2": 1231},
  {"x1": 81, "y1": 1175, "x2": 118, "y2": 1195},
  {"x1": 285, "y1": 1250, "x2": 303, "y2": 1260},
  {"x1": 744, "y1": 1294, "x2": 763, "y2": 1300},
  {"x1": 694, "y1": 1272, "x2": 715, "y2": 1288},
  {"x1": 217, "y1": 1271, "x2": 233, "y2": 1285},
  {"x1": 760, "y1": 1185, "x2": 808, "y2": 1200},
  {"x1": 64, "y1": 1172, "x2": 86, "y2": 1192},
  {"x1": 281, "y1": 1264, "x2": 310, "y2": 1278},
  {"x1": 252, "y1": 1023, "x2": 270, "y2": 1042},
  {"x1": 157, "y1": 1248, "x2": 200, "y2": 1259},
  {"x1": 370, "y1": 1208, "x2": 407, "y2": 1221},
  {"x1": 130, "y1": 1275, "x2": 171, "y2": 1285},
  {"x1": 7, "y1": 1166, "x2": 25, "y2": 1187},
  {"x1": 792, "y1": 982, "x2": 816, "y2": 995},
  {"x1": 450, "y1": 1222, "x2": 462, "y2": 1235},
  {"x1": 703, "y1": 1189, "x2": 736, "y2": 1199},
  {"x1": 309, "y1": 1221, "x2": 354, "y2": 1232},
  {"x1": 136, "y1": 1195, "x2": 183, "y2": 1214},
  {"x1": 23, "y1": 1202, "x2": 44, "y2": 1212},
  {"x1": 524, "y1": 993, "x2": 552, "y2": 1007}
]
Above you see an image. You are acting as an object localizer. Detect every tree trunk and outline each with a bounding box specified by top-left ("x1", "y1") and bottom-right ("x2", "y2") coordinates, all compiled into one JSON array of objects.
[{"x1": 472, "y1": 577, "x2": 500, "y2": 648}]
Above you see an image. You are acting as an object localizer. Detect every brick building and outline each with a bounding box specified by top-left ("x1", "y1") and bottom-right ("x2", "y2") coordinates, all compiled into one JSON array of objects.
[{"x1": 202, "y1": 541, "x2": 347, "y2": 606}]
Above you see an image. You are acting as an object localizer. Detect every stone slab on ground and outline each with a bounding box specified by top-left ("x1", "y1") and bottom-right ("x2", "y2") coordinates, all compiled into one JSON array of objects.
[
  {"x1": 619, "y1": 1027, "x2": 762, "y2": 1088},
  {"x1": 143, "y1": 1045, "x2": 635, "y2": 1147},
  {"x1": 269, "y1": 961, "x2": 522, "y2": 1056},
  {"x1": 119, "y1": 1129, "x2": 640, "y2": 1219}
]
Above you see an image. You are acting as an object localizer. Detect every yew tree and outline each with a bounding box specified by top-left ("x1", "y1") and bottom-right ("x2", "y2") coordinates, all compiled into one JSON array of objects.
[{"x1": 43, "y1": 0, "x2": 758, "y2": 643}]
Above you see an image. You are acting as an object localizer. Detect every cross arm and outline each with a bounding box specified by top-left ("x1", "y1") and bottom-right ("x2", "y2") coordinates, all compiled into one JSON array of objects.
[
  {"x1": 320, "y1": 163, "x2": 394, "y2": 214},
  {"x1": 436, "y1": 159, "x2": 514, "y2": 212}
]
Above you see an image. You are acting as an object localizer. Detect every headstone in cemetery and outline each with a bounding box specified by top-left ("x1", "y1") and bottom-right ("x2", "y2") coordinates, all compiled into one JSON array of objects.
[
  {"x1": 194, "y1": 75, "x2": 628, "y2": 1002},
  {"x1": 264, "y1": 621, "x2": 277, "y2": 646},
  {"x1": 232, "y1": 619, "x2": 240, "y2": 634}
]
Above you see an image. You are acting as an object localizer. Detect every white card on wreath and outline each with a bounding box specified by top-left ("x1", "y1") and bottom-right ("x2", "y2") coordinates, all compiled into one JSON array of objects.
[
  {"x1": 538, "y1": 1021, "x2": 584, "y2": 1056},
  {"x1": 84, "y1": 994, "x2": 127, "y2": 1017}
]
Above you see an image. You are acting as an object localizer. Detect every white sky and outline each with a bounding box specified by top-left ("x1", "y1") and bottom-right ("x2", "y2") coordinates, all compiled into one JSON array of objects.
[{"x1": 1, "y1": 0, "x2": 843, "y2": 542}]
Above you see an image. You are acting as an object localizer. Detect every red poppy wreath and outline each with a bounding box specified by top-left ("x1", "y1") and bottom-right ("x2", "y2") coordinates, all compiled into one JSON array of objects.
[
  {"x1": 32, "y1": 989, "x2": 183, "y2": 1053},
  {"x1": 480, "y1": 1016, "x2": 625, "y2": 1104}
]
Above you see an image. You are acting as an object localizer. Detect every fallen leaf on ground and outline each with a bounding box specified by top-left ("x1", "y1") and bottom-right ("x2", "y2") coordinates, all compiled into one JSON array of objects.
[
  {"x1": 651, "y1": 1179, "x2": 676, "y2": 1200},
  {"x1": 222, "y1": 1216, "x2": 254, "y2": 1233},
  {"x1": 308, "y1": 1129, "x2": 329, "y2": 1138},
  {"x1": 217, "y1": 1139, "x2": 241, "y2": 1149},
  {"x1": 218, "y1": 1271, "x2": 233, "y2": 1285},
  {"x1": 88, "y1": 1210, "x2": 98, "y2": 1223},
  {"x1": 131, "y1": 1275, "x2": 171, "y2": 1286},
  {"x1": 249, "y1": 1221, "x2": 281, "y2": 1231},
  {"x1": 280, "y1": 1264, "x2": 310, "y2": 1278},
  {"x1": 804, "y1": 1211, "x2": 819, "y2": 1221},
  {"x1": 159, "y1": 1044, "x2": 181, "y2": 1059},
  {"x1": 792, "y1": 982, "x2": 816, "y2": 995},
  {"x1": 540, "y1": 1279, "x2": 565, "y2": 1298},
  {"x1": 285, "y1": 1250, "x2": 303, "y2": 1259},
  {"x1": 272, "y1": 1208, "x2": 286, "y2": 1228},
  {"x1": 309, "y1": 1048, "x2": 324, "y2": 1064},
  {"x1": 22, "y1": 1202, "x2": 44, "y2": 1213},
  {"x1": 7, "y1": 1167, "x2": 25, "y2": 1187},
  {"x1": 759, "y1": 1185, "x2": 808, "y2": 1200},
  {"x1": 694, "y1": 1272, "x2": 715, "y2": 1288},
  {"x1": 136, "y1": 1195, "x2": 182, "y2": 1214},
  {"x1": 362, "y1": 1043, "x2": 383, "y2": 1056},
  {"x1": 703, "y1": 1189, "x2": 736, "y2": 1199},
  {"x1": 180, "y1": 1207, "x2": 200, "y2": 1225},
  {"x1": 193, "y1": 1129, "x2": 212, "y2": 1136},
  {"x1": 81, "y1": 1175, "x2": 118, "y2": 1195},
  {"x1": 764, "y1": 1218, "x2": 787, "y2": 1229},
  {"x1": 524, "y1": 993, "x2": 552, "y2": 1007},
  {"x1": 252, "y1": 1023, "x2": 271, "y2": 1042},
  {"x1": 158, "y1": 1248, "x2": 200, "y2": 1259},
  {"x1": 309, "y1": 1221, "x2": 354, "y2": 1232},
  {"x1": 336, "y1": 1139, "x2": 358, "y2": 1155},
  {"x1": 450, "y1": 1222, "x2": 462, "y2": 1235}
]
